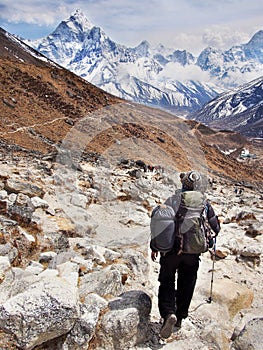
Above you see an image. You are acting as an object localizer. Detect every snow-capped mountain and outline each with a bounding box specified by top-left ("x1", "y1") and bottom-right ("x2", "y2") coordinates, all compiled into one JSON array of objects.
[
  {"x1": 196, "y1": 31, "x2": 263, "y2": 84},
  {"x1": 191, "y1": 76, "x2": 263, "y2": 138},
  {"x1": 26, "y1": 10, "x2": 263, "y2": 117}
]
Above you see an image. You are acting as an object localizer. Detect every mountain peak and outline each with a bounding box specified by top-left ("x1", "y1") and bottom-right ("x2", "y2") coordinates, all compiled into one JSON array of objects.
[
  {"x1": 246, "y1": 30, "x2": 263, "y2": 47},
  {"x1": 67, "y1": 9, "x2": 94, "y2": 32},
  {"x1": 134, "y1": 40, "x2": 150, "y2": 56}
]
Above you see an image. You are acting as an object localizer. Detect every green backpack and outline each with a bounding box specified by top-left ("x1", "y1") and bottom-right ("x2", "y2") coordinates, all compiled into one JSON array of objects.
[{"x1": 175, "y1": 191, "x2": 209, "y2": 254}]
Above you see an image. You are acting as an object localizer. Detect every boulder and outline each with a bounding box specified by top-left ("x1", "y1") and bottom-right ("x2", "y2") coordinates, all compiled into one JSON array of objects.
[
  {"x1": 25, "y1": 261, "x2": 44, "y2": 275},
  {"x1": 63, "y1": 293, "x2": 107, "y2": 350},
  {"x1": 0, "y1": 276, "x2": 79, "y2": 349},
  {"x1": 245, "y1": 223, "x2": 262, "y2": 237},
  {"x1": 108, "y1": 290, "x2": 152, "y2": 343},
  {"x1": 0, "y1": 267, "x2": 39, "y2": 303},
  {"x1": 240, "y1": 245, "x2": 262, "y2": 258},
  {"x1": 48, "y1": 251, "x2": 76, "y2": 269},
  {"x1": 77, "y1": 244, "x2": 106, "y2": 265},
  {"x1": 79, "y1": 265, "x2": 124, "y2": 299},
  {"x1": 123, "y1": 249, "x2": 150, "y2": 281},
  {"x1": 0, "y1": 243, "x2": 18, "y2": 263},
  {"x1": 8, "y1": 193, "x2": 34, "y2": 225},
  {"x1": 39, "y1": 251, "x2": 57, "y2": 264},
  {"x1": 206, "y1": 279, "x2": 254, "y2": 319},
  {"x1": 5, "y1": 179, "x2": 45, "y2": 198},
  {"x1": 95, "y1": 290, "x2": 152, "y2": 349},
  {"x1": 231, "y1": 317, "x2": 263, "y2": 350}
]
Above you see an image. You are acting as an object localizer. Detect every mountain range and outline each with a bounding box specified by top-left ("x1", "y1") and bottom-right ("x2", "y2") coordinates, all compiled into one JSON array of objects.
[
  {"x1": 25, "y1": 10, "x2": 263, "y2": 126},
  {"x1": 1, "y1": 26, "x2": 262, "y2": 186}
]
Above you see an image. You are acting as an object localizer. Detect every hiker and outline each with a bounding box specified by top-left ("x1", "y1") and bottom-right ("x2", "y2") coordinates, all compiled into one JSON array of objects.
[{"x1": 151, "y1": 171, "x2": 220, "y2": 339}]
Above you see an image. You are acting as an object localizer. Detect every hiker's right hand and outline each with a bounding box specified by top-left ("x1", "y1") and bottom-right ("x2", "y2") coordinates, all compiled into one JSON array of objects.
[{"x1": 151, "y1": 251, "x2": 158, "y2": 261}]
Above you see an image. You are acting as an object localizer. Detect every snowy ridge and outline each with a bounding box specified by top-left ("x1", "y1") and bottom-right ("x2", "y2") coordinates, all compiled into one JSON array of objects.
[
  {"x1": 192, "y1": 76, "x2": 263, "y2": 138},
  {"x1": 5, "y1": 30, "x2": 59, "y2": 67}
]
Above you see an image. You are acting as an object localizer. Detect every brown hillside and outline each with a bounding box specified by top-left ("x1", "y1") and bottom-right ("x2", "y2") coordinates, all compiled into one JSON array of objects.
[
  {"x1": 0, "y1": 28, "x2": 121, "y2": 154},
  {"x1": 0, "y1": 28, "x2": 262, "y2": 189}
]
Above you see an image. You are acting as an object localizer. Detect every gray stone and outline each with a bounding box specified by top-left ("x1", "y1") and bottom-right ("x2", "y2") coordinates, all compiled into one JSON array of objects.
[
  {"x1": 39, "y1": 251, "x2": 57, "y2": 264},
  {"x1": 63, "y1": 293, "x2": 107, "y2": 350},
  {"x1": 8, "y1": 193, "x2": 35, "y2": 224},
  {"x1": 0, "y1": 243, "x2": 17, "y2": 263},
  {"x1": 123, "y1": 249, "x2": 150, "y2": 280},
  {"x1": 240, "y1": 245, "x2": 262, "y2": 258},
  {"x1": 78, "y1": 244, "x2": 106, "y2": 265},
  {"x1": 0, "y1": 243, "x2": 12, "y2": 257},
  {"x1": 0, "y1": 267, "x2": 38, "y2": 302},
  {"x1": 0, "y1": 276, "x2": 79, "y2": 349},
  {"x1": 48, "y1": 250, "x2": 76, "y2": 269},
  {"x1": 231, "y1": 317, "x2": 263, "y2": 350},
  {"x1": 97, "y1": 290, "x2": 152, "y2": 349},
  {"x1": 5, "y1": 179, "x2": 45, "y2": 198},
  {"x1": 79, "y1": 266, "x2": 123, "y2": 298}
]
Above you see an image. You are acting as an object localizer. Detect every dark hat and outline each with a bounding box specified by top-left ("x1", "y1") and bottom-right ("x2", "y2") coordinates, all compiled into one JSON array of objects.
[{"x1": 180, "y1": 171, "x2": 201, "y2": 190}]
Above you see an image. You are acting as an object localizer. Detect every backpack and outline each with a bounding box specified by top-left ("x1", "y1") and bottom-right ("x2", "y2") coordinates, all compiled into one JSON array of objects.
[
  {"x1": 175, "y1": 190, "x2": 209, "y2": 254},
  {"x1": 150, "y1": 205, "x2": 176, "y2": 253}
]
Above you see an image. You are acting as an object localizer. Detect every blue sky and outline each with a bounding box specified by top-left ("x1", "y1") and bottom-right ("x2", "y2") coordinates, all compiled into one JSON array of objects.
[{"x1": 0, "y1": 0, "x2": 262, "y2": 54}]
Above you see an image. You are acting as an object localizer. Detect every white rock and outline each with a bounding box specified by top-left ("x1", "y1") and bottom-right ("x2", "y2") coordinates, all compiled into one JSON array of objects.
[
  {"x1": 0, "y1": 190, "x2": 8, "y2": 200},
  {"x1": 0, "y1": 256, "x2": 11, "y2": 273},
  {"x1": 79, "y1": 266, "x2": 123, "y2": 299},
  {"x1": 18, "y1": 226, "x2": 36, "y2": 242},
  {"x1": 31, "y1": 196, "x2": 49, "y2": 209},
  {"x1": 25, "y1": 261, "x2": 44, "y2": 275},
  {"x1": 0, "y1": 276, "x2": 79, "y2": 349},
  {"x1": 57, "y1": 261, "x2": 79, "y2": 286},
  {"x1": 70, "y1": 192, "x2": 87, "y2": 208},
  {"x1": 70, "y1": 255, "x2": 94, "y2": 273},
  {"x1": 98, "y1": 307, "x2": 140, "y2": 349},
  {"x1": 241, "y1": 245, "x2": 262, "y2": 258}
]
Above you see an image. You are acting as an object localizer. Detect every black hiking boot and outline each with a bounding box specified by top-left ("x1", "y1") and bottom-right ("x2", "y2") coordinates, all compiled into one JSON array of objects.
[
  {"x1": 175, "y1": 318, "x2": 182, "y2": 328},
  {"x1": 160, "y1": 313, "x2": 177, "y2": 339}
]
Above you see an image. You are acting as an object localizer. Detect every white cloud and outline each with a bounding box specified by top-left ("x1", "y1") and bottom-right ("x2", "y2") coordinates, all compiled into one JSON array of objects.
[
  {"x1": 221, "y1": 70, "x2": 262, "y2": 87},
  {"x1": 159, "y1": 62, "x2": 212, "y2": 82},
  {"x1": 202, "y1": 26, "x2": 251, "y2": 50},
  {"x1": 0, "y1": 0, "x2": 69, "y2": 25}
]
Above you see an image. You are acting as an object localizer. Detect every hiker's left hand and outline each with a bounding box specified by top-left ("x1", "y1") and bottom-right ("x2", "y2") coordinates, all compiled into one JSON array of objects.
[{"x1": 151, "y1": 251, "x2": 158, "y2": 261}]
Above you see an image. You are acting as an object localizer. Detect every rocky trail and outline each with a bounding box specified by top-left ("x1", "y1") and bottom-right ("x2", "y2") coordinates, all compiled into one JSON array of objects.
[{"x1": 0, "y1": 153, "x2": 262, "y2": 350}]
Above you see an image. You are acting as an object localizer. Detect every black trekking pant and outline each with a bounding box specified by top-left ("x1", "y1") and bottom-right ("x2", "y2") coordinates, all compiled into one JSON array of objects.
[{"x1": 158, "y1": 252, "x2": 200, "y2": 320}]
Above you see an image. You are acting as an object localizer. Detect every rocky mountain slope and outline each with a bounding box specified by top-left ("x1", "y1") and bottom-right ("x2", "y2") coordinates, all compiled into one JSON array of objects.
[
  {"x1": 0, "y1": 26, "x2": 262, "y2": 350},
  {"x1": 25, "y1": 10, "x2": 263, "y2": 118},
  {"x1": 192, "y1": 76, "x2": 263, "y2": 138}
]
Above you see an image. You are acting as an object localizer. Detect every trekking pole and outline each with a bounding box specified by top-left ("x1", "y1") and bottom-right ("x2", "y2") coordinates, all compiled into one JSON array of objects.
[{"x1": 207, "y1": 237, "x2": 216, "y2": 303}]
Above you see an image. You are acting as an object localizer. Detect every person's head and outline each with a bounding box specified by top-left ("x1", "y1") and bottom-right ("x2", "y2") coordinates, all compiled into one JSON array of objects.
[{"x1": 180, "y1": 171, "x2": 202, "y2": 191}]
